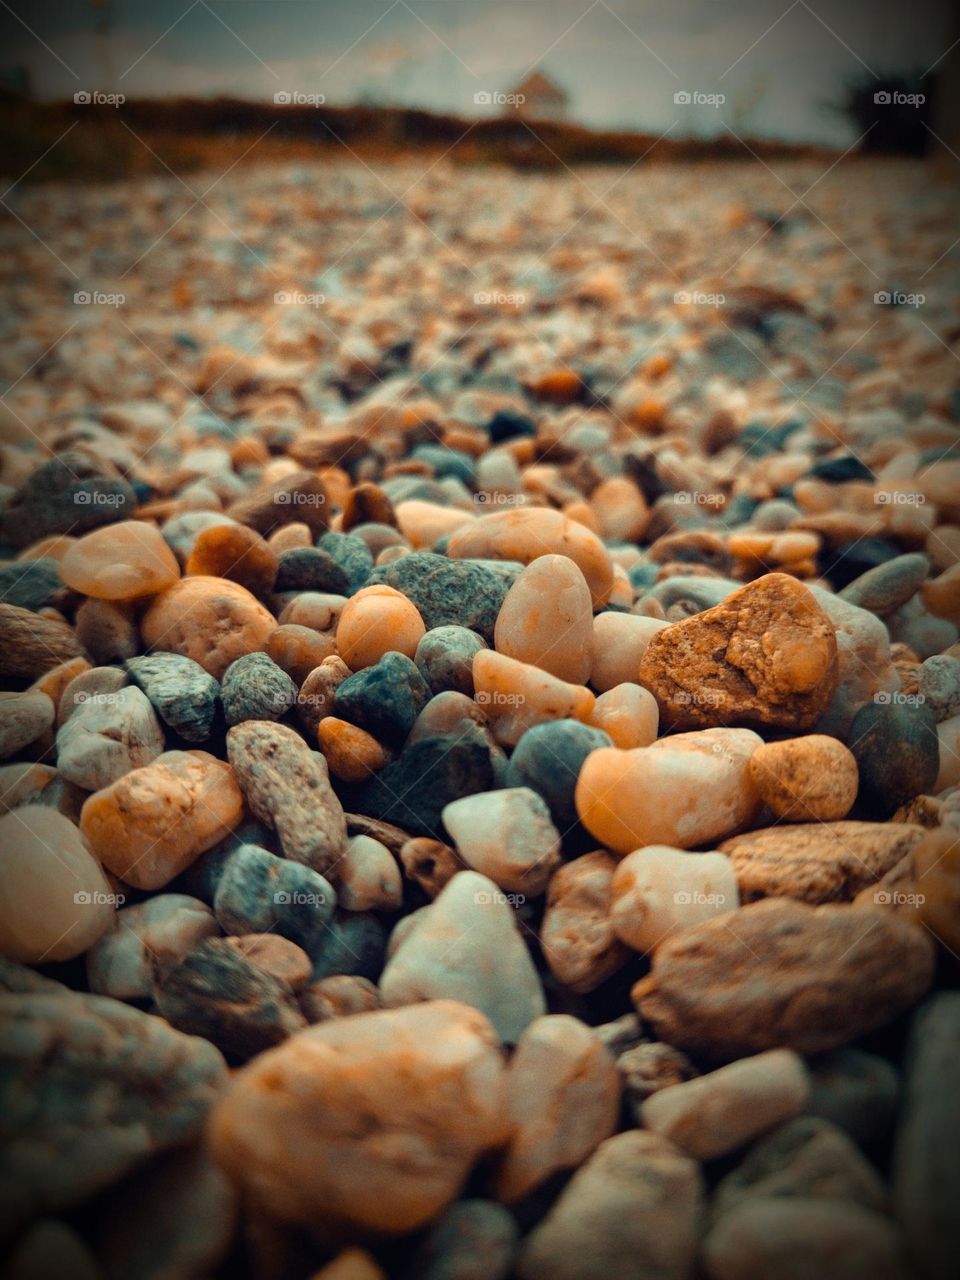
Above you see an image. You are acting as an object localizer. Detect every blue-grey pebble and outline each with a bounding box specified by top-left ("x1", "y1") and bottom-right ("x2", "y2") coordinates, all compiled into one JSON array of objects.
[
  {"x1": 221, "y1": 652, "x2": 298, "y2": 726},
  {"x1": 125, "y1": 652, "x2": 220, "y2": 742},
  {"x1": 506, "y1": 719, "x2": 612, "y2": 830}
]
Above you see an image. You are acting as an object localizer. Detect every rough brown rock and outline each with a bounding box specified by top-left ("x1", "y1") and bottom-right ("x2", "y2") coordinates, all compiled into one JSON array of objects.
[
  {"x1": 540, "y1": 851, "x2": 630, "y2": 994},
  {"x1": 0, "y1": 603, "x2": 87, "y2": 680},
  {"x1": 141, "y1": 576, "x2": 276, "y2": 680},
  {"x1": 637, "y1": 573, "x2": 838, "y2": 731},
  {"x1": 226, "y1": 470, "x2": 329, "y2": 537},
  {"x1": 720, "y1": 821, "x2": 927, "y2": 904},
  {"x1": 747, "y1": 735, "x2": 858, "y2": 821},
  {"x1": 634, "y1": 898, "x2": 935, "y2": 1060}
]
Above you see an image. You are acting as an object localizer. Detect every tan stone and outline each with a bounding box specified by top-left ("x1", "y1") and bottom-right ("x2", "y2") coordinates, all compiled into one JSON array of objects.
[
  {"x1": 610, "y1": 845, "x2": 739, "y2": 953},
  {"x1": 0, "y1": 604, "x2": 87, "y2": 680},
  {"x1": 540, "y1": 851, "x2": 630, "y2": 994},
  {"x1": 748, "y1": 735, "x2": 858, "y2": 821},
  {"x1": 317, "y1": 716, "x2": 391, "y2": 782},
  {"x1": 142, "y1": 576, "x2": 276, "y2": 679},
  {"x1": 185, "y1": 522, "x2": 279, "y2": 596},
  {"x1": 473, "y1": 649, "x2": 595, "y2": 747},
  {"x1": 588, "y1": 682, "x2": 659, "y2": 748},
  {"x1": 589, "y1": 612, "x2": 668, "y2": 692},
  {"x1": 494, "y1": 555, "x2": 594, "y2": 684},
  {"x1": 336, "y1": 584, "x2": 425, "y2": 670},
  {"x1": 61, "y1": 521, "x2": 180, "y2": 600}
]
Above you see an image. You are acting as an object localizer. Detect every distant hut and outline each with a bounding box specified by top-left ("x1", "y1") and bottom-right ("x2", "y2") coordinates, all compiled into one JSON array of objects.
[{"x1": 505, "y1": 70, "x2": 569, "y2": 121}]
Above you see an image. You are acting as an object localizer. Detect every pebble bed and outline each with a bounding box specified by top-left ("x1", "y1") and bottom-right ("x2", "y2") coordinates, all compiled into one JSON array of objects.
[{"x1": 1, "y1": 156, "x2": 959, "y2": 1280}]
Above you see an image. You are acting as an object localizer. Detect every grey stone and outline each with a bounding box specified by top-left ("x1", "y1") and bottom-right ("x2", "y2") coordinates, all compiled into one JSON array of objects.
[
  {"x1": 849, "y1": 699, "x2": 940, "y2": 818},
  {"x1": 221, "y1": 651, "x2": 297, "y2": 725},
  {"x1": 405, "y1": 1200, "x2": 519, "y2": 1280},
  {"x1": 415, "y1": 625, "x2": 488, "y2": 696},
  {"x1": 213, "y1": 842, "x2": 336, "y2": 947},
  {"x1": 317, "y1": 529, "x2": 374, "y2": 593},
  {"x1": 506, "y1": 718, "x2": 612, "y2": 830},
  {"x1": 368, "y1": 551, "x2": 513, "y2": 641},
  {"x1": 0, "y1": 454, "x2": 137, "y2": 548},
  {"x1": 333, "y1": 650, "x2": 431, "y2": 746},
  {"x1": 125, "y1": 652, "x2": 220, "y2": 742},
  {"x1": 0, "y1": 558, "x2": 62, "y2": 610}
]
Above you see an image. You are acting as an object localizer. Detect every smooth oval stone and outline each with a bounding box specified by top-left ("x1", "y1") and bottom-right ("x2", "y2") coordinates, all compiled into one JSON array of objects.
[
  {"x1": 589, "y1": 612, "x2": 669, "y2": 692},
  {"x1": 185, "y1": 522, "x2": 279, "y2": 596},
  {"x1": 415, "y1": 625, "x2": 487, "y2": 696},
  {"x1": 505, "y1": 718, "x2": 612, "y2": 829},
  {"x1": 473, "y1": 650, "x2": 595, "y2": 747},
  {"x1": 748, "y1": 735, "x2": 859, "y2": 822},
  {"x1": 61, "y1": 521, "x2": 180, "y2": 600},
  {"x1": 336, "y1": 585, "x2": 426, "y2": 670},
  {"x1": 849, "y1": 700, "x2": 940, "y2": 818},
  {"x1": 337, "y1": 834, "x2": 403, "y2": 911},
  {"x1": 576, "y1": 730, "x2": 762, "y2": 854},
  {"x1": 0, "y1": 806, "x2": 115, "y2": 963},
  {"x1": 494, "y1": 555, "x2": 594, "y2": 684},
  {"x1": 0, "y1": 690, "x2": 55, "y2": 760},
  {"x1": 442, "y1": 787, "x2": 561, "y2": 895},
  {"x1": 142, "y1": 576, "x2": 276, "y2": 679},
  {"x1": 610, "y1": 845, "x2": 739, "y2": 953},
  {"x1": 55, "y1": 684, "x2": 165, "y2": 791},
  {"x1": 588, "y1": 683, "x2": 659, "y2": 748},
  {"x1": 839, "y1": 553, "x2": 930, "y2": 616}
]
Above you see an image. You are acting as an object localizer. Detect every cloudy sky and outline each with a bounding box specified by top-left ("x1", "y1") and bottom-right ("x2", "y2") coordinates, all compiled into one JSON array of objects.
[{"x1": 2, "y1": 0, "x2": 956, "y2": 143}]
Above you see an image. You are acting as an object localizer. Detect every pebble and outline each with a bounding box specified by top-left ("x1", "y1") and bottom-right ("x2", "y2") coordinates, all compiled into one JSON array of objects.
[
  {"x1": 922, "y1": 562, "x2": 960, "y2": 624},
  {"x1": 473, "y1": 649, "x2": 595, "y2": 747},
  {"x1": 0, "y1": 991, "x2": 225, "y2": 1233},
  {"x1": 155, "y1": 936, "x2": 306, "y2": 1057},
  {"x1": 517, "y1": 1131, "x2": 702, "y2": 1280},
  {"x1": 59, "y1": 664, "x2": 127, "y2": 722},
  {"x1": 317, "y1": 528, "x2": 375, "y2": 592},
  {"x1": 917, "y1": 653, "x2": 960, "y2": 721},
  {"x1": 333, "y1": 650, "x2": 431, "y2": 745},
  {"x1": 80, "y1": 750, "x2": 244, "y2": 890},
  {"x1": 185, "y1": 521, "x2": 279, "y2": 595},
  {"x1": 0, "y1": 761, "x2": 59, "y2": 812},
  {"x1": 225, "y1": 470, "x2": 329, "y2": 537},
  {"x1": 849, "y1": 699, "x2": 940, "y2": 817},
  {"x1": 336, "y1": 584, "x2": 426, "y2": 669},
  {"x1": 405, "y1": 1200, "x2": 519, "y2": 1280},
  {"x1": 56, "y1": 684, "x2": 165, "y2": 790},
  {"x1": 142, "y1": 576, "x2": 276, "y2": 679},
  {"x1": 317, "y1": 715, "x2": 391, "y2": 781},
  {"x1": 540, "y1": 851, "x2": 630, "y2": 994},
  {"x1": 222, "y1": 933, "x2": 313, "y2": 989},
  {"x1": 640, "y1": 1049, "x2": 810, "y2": 1160},
  {"x1": 448, "y1": 509, "x2": 614, "y2": 608},
  {"x1": 442, "y1": 787, "x2": 561, "y2": 895},
  {"x1": 299, "y1": 974, "x2": 382, "y2": 1023},
  {"x1": 0, "y1": 690, "x2": 54, "y2": 759},
  {"x1": 60, "y1": 521, "x2": 180, "y2": 600},
  {"x1": 839, "y1": 552, "x2": 930, "y2": 615},
  {"x1": 221, "y1": 651, "x2": 298, "y2": 724},
  {"x1": 0, "y1": 556, "x2": 63, "y2": 610},
  {"x1": 226, "y1": 721, "x2": 347, "y2": 876},
  {"x1": 125, "y1": 652, "x2": 221, "y2": 742},
  {"x1": 617, "y1": 1042, "x2": 697, "y2": 1110},
  {"x1": 494, "y1": 1015, "x2": 620, "y2": 1202},
  {"x1": 0, "y1": 454, "x2": 136, "y2": 549},
  {"x1": 415, "y1": 625, "x2": 487, "y2": 696},
  {"x1": 494, "y1": 554, "x2": 594, "y2": 684},
  {"x1": 368, "y1": 551, "x2": 511, "y2": 642},
  {"x1": 208, "y1": 1001, "x2": 511, "y2": 1234},
  {"x1": 588, "y1": 612, "x2": 669, "y2": 692},
  {"x1": 505, "y1": 719, "x2": 612, "y2": 829},
  {"x1": 634, "y1": 898, "x2": 935, "y2": 1059},
  {"x1": 721, "y1": 820, "x2": 926, "y2": 904},
  {"x1": 296, "y1": 653, "x2": 350, "y2": 736},
  {"x1": 307, "y1": 908, "x2": 387, "y2": 982},
  {"x1": 0, "y1": 603, "x2": 87, "y2": 680},
  {"x1": 638, "y1": 574, "x2": 839, "y2": 731},
  {"x1": 75, "y1": 597, "x2": 139, "y2": 664},
  {"x1": 400, "y1": 836, "x2": 463, "y2": 899},
  {"x1": 747, "y1": 734, "x2": 858, "y2": 821},
  {"x1": 587, "y1": 682, "x2": 660, "y2": 748},
  {"x1": 380, "y1": 870, "x2": 546, "y2": 1042},
  {"x1": 86, "y1": 893, "x2": 218, "y2": 999},
  {"x1": 0, "y1": 806, "x2": 116, "y2": 964},
  {"x1": 337, "y1": 833, "x2": 403, "y2": 910},
  {"x1": 575, "y1": 729, "x2": 762, "y2": 853},
  {"x1": 278, "y1": 589, "x2": 346, "y2": 631},
  {"x1": 806, "y1": 1048, "x2": 900, "y2": 1152},
  {"x1": 808, "y1": 585, "x2": 899, "y2": 737},
  {"x1": 610, "y1": 845, "x2": 740, "y2": 953},
  {"x1": 274, "y1": 545, "x2": 349, "y2": 594},
  {"x1": 212, "y1": 842, "x2": 335, "y2": 947}
]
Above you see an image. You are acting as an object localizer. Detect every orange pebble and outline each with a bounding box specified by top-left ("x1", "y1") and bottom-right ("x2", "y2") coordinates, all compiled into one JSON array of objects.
[
  {"x1": 267, "y1": 523, "x2": 313, "y2": 553},
  {"x1": 267, "y1": 624, "x2": 337, "y2": 685},
  {"x1": 230, "y1": 437, "x2": 270, "y2": 469},
  {"x1": 336, "y1": 585, "x2": 426, "y2": 670},
  {"x1": 317, "y1": 717, "x2": 391, "y2": 782},
  {"x1": 186, "y1": 523, "x2": 278, "y2": 597}
]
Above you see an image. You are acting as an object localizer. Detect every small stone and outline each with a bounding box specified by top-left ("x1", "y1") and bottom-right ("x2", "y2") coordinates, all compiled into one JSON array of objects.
[
  {"x1": 208, "y1": 1001, "x2": 510, "y2": 1234},
  {"x1": 892, "y1": 992, "x2": 960, "y2": 1280},
  {"x1": 748, "y1": 735, "x2": 858, "y2": 821},
  {"x1": 839, "y1": 552, "x2": 930, "y2": 615},
  {"x1": 702, "y1": 1197, "x2": 908, "y2": 1280},
  {"x1": 588, "y1": 682, "x2": 659, "y2": 748},
  {"x1": 0, "y1": 454, "x2": 136, "y2": 549},
  {"x1": 60, "y1": 521, "x2": 180, "y2": 600},
  {"x1": 720, "y1": 821, "x2": 926, "y2": 904},
  {"x1": 80, "y1": 750, "x2": 244, "y2": 890},
  {"x1": 296, "y1": 654, "x2": 350, "y2": 735},
  {"x1": 0, "y1": 806, "x2": 116, "y2": 964},
  {"x1": 226, "y1": 721, "x2": 347, "y2": 875},
  {"x1": 368, "y1": 551, "x2": 512, "y2": 642},
  {"x1": 405, "y1": 1199, "x2": 519, "y2": 1280},
  {"x1": 806, "y1": 1048, "x2": 900, "y2": 1151},
  {"x1": 226, "y1": 470, "x2": 329, "y2": 537},
  {"x1": 921, "y1": 562, "x2": 960, "y2": 624},
  {"x1": 635, "y1": 898, "x2": 935, "y2": 1059},
  {"x1": 638, "y1": 573, "x2": 838, "y2": 731},
  {"x1": 299, "y1": 974, "x2": 382, "y2": 1023},
  {"x1": 589, "y1": 612, "x2": 669, "y2": 692},
  {"x1": 318, "y1": 529, "x2": 375, "y2": 592},
  {"x1": 275, "y1": 546, "x2": 350, "y2": 593},
  {"x1": 125, "y1": 652, "x2": 220, "y2": 742},
  {"x1": 86, "y1": 894, "x2": 218, "y2": 999},
  {"x1": 223, "y1": 933, "x2": 313, "y2": 989},
  {"x1": 395, "y1": 498, "x2": 475, "y2": 548},
  {"x1": 473, "y1": 649, "x2": 595, "y2": 747},
  {"x1": 75, "y1": 597, "x2": 139, "y2": 664},
  {"x1": 334, "y1": 651, "x2": 431, "y2": 745},
  {"x1": 212, "y1": 843, "x2": 335, "y2": 948},
  {"x1": 641, "y1": 1049, "x2": 810, "y2": 1160},
  {"x1": 809, "y1": 586, "x2": 899, "y2": 738},
  {"x1": 221, "y1": 651, "x2": 298, "y2": 725},
  {"x1": 336, "y1": 584, "x2": 426, "y2": 670},
  {"x1": 338, "y1": 834, "x2": 403, "y2": 910},
  {"x1": 415, "y1": 625, "x2": 487, "y2": 696},
  {"x1": 380, "y1": 871, "x2": 546, "y2": 1042},
  {"x1": 266, "y1": 623, "x2": 336, "y2": 684},
  {"x1": 307, "y1": 909, "x2": 387, "y2": 982},
  {"x1": 56, "y1": 685, "x2": 165, "y2": 790},
  {"x1": 317, "y1": 716, "x2": 391, "y2": 781},
  {"x1": 575, "y1": 729, "x2": 762, "y2": 853},
  {"x1": 279, "y1": 589, "x2": 347, "y2": 631},
  {"x1": 442, "y1": 788, "x2": 561, "y2": 895},
  {"x1": 142, "y1": 576, "x2": 276, "y2": 679},
  {"x1": 400, "y1": 837, "x2": 463, "y2": 898},
  {"x1": 59, "y1": 665, "x2": 127, "y2": 722},
  {"x1": 917, "y1": 654, "x2": 960, "y2": 721},
  {"x1": 849, "y1": 699, "x2": 940, "y2": 817},
  {"x1": 618, "y1": 1042, "x2": 697, "y2": 1109},
  {"x1": 0, "y1": 762, "x2": 58, "y2": 812},
  {"x1": 711, "y1": 1116, "x2": 889, "y2": 1222},
  {"x1": 494, "y1": 554, "x2": 594, "y2": 684},
  {"x1": 495, "y1": 1015, "x2": 620, "y2": 1203},
  {"x1": 0, "y1": 690, "x2": 54, "y2": 759},
  {"x1": 0, "y1": 603, "x2": 87, "y2": 680},
  {"x1": 0, "y1": 991, "x2": 225, "y2": 1233},
  {"x1": 517, "y1": 1131, "x2": 703, "y2": 1280},
  {"x1": 611, "y1": 845, "x2": 740, "y2": 953},
  {"x1": 448, "y1": 509, "x2": 614, "y2": 608},
  {"x1": 505, "y1": 719, "x2": 612, "y2": 830},
  {"x1": 0, "y1": 557, "x2": 63, "y2": 610},
  {"x1": 185, "y1": 521, "x2": 279, "y2": 595},
  {"x1": 540, "y1": 851, "x2": 630, "y2": 994}
]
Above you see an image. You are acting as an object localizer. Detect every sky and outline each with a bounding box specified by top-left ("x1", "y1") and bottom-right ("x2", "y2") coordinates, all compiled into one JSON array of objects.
[{"x1": 1, "y1": 0, "x2": 956, "y2": 144}]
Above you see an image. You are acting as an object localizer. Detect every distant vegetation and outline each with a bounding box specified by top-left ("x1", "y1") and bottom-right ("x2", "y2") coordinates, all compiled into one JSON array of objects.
[{"x1": 831, "y1": 71, "x2": 934, "y2": 156}]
